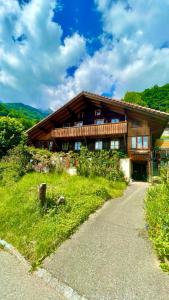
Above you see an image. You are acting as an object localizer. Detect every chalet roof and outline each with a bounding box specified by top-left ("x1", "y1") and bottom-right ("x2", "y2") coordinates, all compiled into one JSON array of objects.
[{"x1": 27, "y1": 91, "x2": 169, "y2": 138}]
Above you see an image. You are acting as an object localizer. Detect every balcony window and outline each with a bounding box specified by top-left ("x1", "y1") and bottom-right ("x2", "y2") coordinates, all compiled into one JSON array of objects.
[
  {"x1": 95, "y1": 140, "x2": 103, "y2": 150},
  {"x1": 74, "y1": 121, "x2": 83, "y2": 127},
  {"x1": 62, "y1": 142, "x2": 69, "y2": 151},
  {"x1": 63, "y1": 123, "x2": 70, "y2": 128},
  {"x1": 75, "y1": 141, "x2": 81, "y2": 151},
  {"x1": 131, "y1": 136, "x2": 149, "y2": 149},
  {"x1": 94, "y1": 119, "x2": 104, "y2": 125},
  {"x1": 95, "y1": 109, "x2": 101, "y2": 116},
  {"x1": 78, "y1": 112, "x2": 84, "y2": 119},
  {"x1": 110, "y1": 140, "x2": 119, "y2": 150},
  {"x1": 111, "y1": 118, "x2": 119, "y2": 123}
]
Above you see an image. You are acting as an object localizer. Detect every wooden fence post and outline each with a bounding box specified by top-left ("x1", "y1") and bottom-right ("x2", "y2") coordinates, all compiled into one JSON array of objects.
[{"x1": 38, "y1": 183, "x2": 47, "y2": 210}]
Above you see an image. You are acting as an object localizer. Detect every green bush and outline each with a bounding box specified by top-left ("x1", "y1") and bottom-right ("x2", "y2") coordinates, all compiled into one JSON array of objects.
[
  {"x1": 0, "y1": 144, "x2": 31, "y2": 185},
  {"x1": 0, "y1": 117, "x2": 26, "y2": 157},
  {"x1": 77, "y1": 147, "x2": 124, "y2": 181},
  {"x1": 145, "y1": 181, "x2": 169, "y2": 266}
]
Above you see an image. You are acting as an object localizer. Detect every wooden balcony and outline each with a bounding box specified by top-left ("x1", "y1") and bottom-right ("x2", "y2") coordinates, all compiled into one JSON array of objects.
[{"x1": 51, "y1": 122, "x2": 127, "y2": 139}]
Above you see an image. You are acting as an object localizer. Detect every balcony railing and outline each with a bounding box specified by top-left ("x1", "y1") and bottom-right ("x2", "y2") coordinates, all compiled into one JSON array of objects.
[{"x1": 51, "y1": 122, "x2": 127, "y2": 139}]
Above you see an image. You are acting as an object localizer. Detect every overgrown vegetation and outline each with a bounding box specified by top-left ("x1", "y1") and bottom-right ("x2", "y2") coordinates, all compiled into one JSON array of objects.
[
  {"x1": 0, "y1": 172, "x2": 126, "y2": 266},
  {"x1": 145, "y1": 166, "x2": 169, "y2": 271},
  {"x1": 0, "y1": 144, "x2": 126, "y2": 265},
  {"x1": 77, "y1": 147, "x2": 125, "y2": 181},
  {"x1": 124, "y1": 83, "x2": 169, "y2": 112}
]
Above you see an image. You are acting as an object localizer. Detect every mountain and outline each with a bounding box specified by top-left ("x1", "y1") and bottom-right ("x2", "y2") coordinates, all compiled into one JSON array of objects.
[
  {"x1": 0, "y1": 102, "x2": 53, "y2": 129},
  {"x1": 123, "y1": 84, "x2": 169, "y2": 113}
]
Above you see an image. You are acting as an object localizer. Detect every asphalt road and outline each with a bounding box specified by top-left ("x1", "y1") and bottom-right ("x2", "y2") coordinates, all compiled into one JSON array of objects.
[
  {"x1": 0, "y1": 250, "x2": 63, "y2": 300},
  {"x1": 44, "y1": 182, "x2": 169, "y2": 300}
]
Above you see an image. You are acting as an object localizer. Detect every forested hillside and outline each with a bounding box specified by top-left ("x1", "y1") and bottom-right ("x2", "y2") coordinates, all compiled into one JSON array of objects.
[
  {"x1": 0, "y1": 102, "x2": 52, "y2": 129},
  {"x1": 123, "y1": 84, "x2": 169, "y2": 113}
]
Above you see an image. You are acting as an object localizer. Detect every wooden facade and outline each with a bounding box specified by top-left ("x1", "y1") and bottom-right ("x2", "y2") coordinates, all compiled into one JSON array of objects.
[{"x1": 27, "y1": 91, "x2": 169, "y2": 180}]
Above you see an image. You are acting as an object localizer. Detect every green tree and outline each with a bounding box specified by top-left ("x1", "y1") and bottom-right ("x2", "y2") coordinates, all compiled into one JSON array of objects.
[
  {"x1": 0, "y1": 117, "x2": 26, "y2": 157},
  {"x1": 123, "y1": 92, "x2": 147, "y2": 107}
]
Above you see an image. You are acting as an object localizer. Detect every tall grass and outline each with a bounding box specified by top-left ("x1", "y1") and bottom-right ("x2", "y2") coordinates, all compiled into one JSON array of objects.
[
  {"x1": 0, "y1": 172, "x2": 126, "y2": 266},
  {"x1": 145, "y1": 183, "x2": 169, "y2": 270}
]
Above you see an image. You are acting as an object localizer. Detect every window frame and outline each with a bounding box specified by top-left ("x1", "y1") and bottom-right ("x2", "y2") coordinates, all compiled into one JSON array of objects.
[
  {"x1": 74, "y1": 141, "x2": 81, "y2": 151},
  {"x1": 94, "y1": 118, "x2": 105, "y2": 125},
  {"x1": 131, "y1": 120, "x2": 142, "y2": 128},
  {"x1": 110, "y1": 140, "x2": 120, "y2": 150},
  {"x1": 74, "y1": 121, "x2": 83, "y2": 127},
  {"x1": 131, "y1": 136, "x2": 149, "y2": 149},
  {"x1": 95, "y1": 140, "x2": 103, "y2": 150},
  {"x1": 63, "y1": 123, "x2": 70, "y2": 128},
  {"x1": 111, "y1": 118, "x2": 120, "y2": 124},
  {"x1": 62, "y1": 142, "x2": 69, "y2": 151},
  {"x1": 95, "y1": 109, "x2": 101, "y2": 116}
]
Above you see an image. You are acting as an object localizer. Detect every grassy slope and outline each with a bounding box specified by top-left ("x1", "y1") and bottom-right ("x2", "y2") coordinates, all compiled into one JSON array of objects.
[
  {"x1": 0, "y1": 172, "x2": 126, "y2": 266},
  {"x1": 0, "y1": 102, "x2": 52, "y2": 129}
]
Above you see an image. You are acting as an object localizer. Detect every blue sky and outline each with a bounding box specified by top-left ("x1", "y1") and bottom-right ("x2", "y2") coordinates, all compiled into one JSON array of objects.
[{"x1": 0, "y1": 0, "x2": 169, "y2": 109}]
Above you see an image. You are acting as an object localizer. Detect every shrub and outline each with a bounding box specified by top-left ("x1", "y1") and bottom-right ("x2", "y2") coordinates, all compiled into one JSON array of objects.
[
  {"x1": 145, "y1": 167, "x2": 169, "y2": 268},
  {"x1": 77, "y1": 147, "x2": 124, "y2": 181},
  {"x1": 0, "y1": 117, "x2": 26, "y2": 157}
]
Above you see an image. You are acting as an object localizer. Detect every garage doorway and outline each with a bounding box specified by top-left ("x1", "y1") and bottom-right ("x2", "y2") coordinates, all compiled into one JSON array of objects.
[{"x1": 132, "y1": 161, "x2": 148, "y2": 181}]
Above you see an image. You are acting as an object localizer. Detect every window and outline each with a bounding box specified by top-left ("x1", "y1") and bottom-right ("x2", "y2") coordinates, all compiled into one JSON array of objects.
[
  {"x1": 131, "y1": 120, "x2": 142, "y2": 128},
  {"x1": 131, "y1": 136, "x2": 149, "y2": 149},
  {"x1": 48, "y1": 141, "x2": 53, "y2": 151},
  {"x1": 74, "y1": 121, "x2": 83, "y2": 127},
  {"x1": 94, "y1": 119, "x2": 104, "y2": 125},
  {"x1": 111, "y1": 118, "x2": 119, "y2": 123},
  {"x1": 95, "y1": 140, "x2": 103, "y2": 150},
  {"x1": 78, "y1": 112, "x2": 84, "y2": 119},
  {"x1": 110, "y1": 140, "x2": 119, "y2": 150},
  {"x1": 75, "y1": 141, "x2": 81, "y2": 151},
  {"x1": 143, "y1": 136, "x2": 148, "y2": 149},
  {"x1": 95, "y1": 109, "x2": 101, "y2": 116},
  {"x1": 63, "y1": 123, "x2": 70, "y2": 128},
  {"x1": 62, "y1": 142, "x2": 69, "y2": 151},
  {"x1": 137, "y1": 136, "x2": 142, "y2": 149},
  {"x1": 131, "y1": 137, "x2": 137, "y2": 149}
]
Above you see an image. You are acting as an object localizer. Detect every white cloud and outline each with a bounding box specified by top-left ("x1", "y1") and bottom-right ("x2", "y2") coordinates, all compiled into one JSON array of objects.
[
  {"x1": 1, "y1": 0, "x2": 169, "y2": 109},
  {"x1": 0, "y1": 0, "x2": 86, "y2": 108},
  {"x1": 45, "y1": 0, "x2": 169, "y2": 107}
]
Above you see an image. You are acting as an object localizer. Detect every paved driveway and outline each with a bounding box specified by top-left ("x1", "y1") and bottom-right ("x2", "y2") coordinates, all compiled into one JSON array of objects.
[
  {"x1": 44, "y1": 182, "x2": 169, "y2": 300},
  {"x1": 0, "y1": 250, "x2": 63, "y2": 300}
]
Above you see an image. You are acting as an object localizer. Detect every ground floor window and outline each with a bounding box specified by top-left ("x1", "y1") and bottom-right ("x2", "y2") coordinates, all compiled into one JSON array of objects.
[
  {"x1": 95, "y1": 140, "x2": 103, "y2": 150},
  {"x1": 48, "y1": 141, "x2": 53, "y2": 151},
  {"x1": 75, "y1": 141, "x2": 81, "y2": 151},
  {"x1": 62, "y1": 142, "x2": 69, "y2": 151},
  {"x1": 110, "y1": 140, "x2": 119, "y2": 149}
]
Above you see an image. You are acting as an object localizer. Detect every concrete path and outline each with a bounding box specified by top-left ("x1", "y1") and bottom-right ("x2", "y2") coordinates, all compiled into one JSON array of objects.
[
  {"x1": 0, "y1": 250, "x2": 63, "y2": 300},
  {"x1": 44, "y1": 182, "x2": 169, "y2": 300}
]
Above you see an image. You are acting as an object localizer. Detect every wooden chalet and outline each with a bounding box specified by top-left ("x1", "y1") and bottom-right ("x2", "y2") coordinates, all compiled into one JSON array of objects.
[{"x1": 27, "y1": 91, "x2": 169, "y2": 181}]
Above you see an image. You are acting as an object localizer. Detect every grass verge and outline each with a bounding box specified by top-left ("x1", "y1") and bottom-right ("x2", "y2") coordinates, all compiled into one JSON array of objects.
[
  {"x1": 145, "y1": 183, "x2": 169, "y2": 271},
  {"x1": 0, "y1": 172, "x2": 126, "y2": 266}
]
